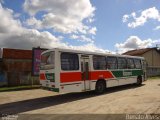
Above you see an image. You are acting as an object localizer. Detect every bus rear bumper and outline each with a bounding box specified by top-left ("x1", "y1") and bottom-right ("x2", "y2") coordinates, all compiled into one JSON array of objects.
[{"x1": 41, "y1": 86, "x2": 59, "y2": 92}]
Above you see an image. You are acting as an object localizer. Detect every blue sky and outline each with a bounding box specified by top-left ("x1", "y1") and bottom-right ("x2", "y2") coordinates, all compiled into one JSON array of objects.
[
  {"x1": 92, "y1": 0, "x2": 160, "y2": 51},
  {"x1": 0, "y1": 0, "x2": 160, "y2": 53}
]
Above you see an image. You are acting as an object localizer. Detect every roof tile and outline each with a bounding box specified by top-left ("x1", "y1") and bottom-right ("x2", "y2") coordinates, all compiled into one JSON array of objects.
[{"x1": 122, "y1": 48, "x2": 153, "y2": 56}]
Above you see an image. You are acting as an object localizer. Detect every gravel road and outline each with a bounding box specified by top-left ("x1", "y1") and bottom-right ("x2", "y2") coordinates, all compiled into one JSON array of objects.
[{"x1": 0, "y1": 79, "x2": 160, "y2": 115}]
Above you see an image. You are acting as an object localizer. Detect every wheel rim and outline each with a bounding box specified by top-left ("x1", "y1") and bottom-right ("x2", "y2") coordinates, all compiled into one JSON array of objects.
[
  {"x1": 97, "y1": 83, "x2": 104, "y2": 92},
  {"x1": 137, "y1": 77, "x2": 142, "y2": 85}
]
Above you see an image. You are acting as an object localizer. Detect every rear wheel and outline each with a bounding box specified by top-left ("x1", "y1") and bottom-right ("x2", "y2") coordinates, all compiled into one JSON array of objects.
[
  {"x1": 136, "y1": 76, "x2": 142, "y2": 85},
  {"x1": 95, "y1": 81, "x2": 106, "y2": 94}
]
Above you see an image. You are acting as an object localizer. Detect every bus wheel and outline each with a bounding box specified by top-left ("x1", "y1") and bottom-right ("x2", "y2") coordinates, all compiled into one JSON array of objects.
[
  {"x1": 95, "y1": 80, "x2": 106, "y2": 94},
  {"x1": 136, "y1": 76, "x2": 142, "y2": 85}
]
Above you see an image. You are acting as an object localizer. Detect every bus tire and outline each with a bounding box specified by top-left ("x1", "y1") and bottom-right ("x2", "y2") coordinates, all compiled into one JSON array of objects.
[
  {"x1": 136, "y1": 76, "x2": 142, "y2": 85},
  {"x1": 95, "y1": 80, "x2": 106, "y2": 94}
]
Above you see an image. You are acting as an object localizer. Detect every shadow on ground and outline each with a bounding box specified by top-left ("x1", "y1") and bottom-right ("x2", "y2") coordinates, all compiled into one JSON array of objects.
[{"x1": 0, "y1": 84, "x2": 145, "y2": 115}]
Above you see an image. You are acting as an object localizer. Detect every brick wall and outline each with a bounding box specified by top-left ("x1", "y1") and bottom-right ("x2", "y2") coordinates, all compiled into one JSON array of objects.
[
  {"x1": 3, "y1": 48, "x2": 32, "y2": 59},
  {"x1": 0, "y1": 48, "x2": 39, "y2": 86}
]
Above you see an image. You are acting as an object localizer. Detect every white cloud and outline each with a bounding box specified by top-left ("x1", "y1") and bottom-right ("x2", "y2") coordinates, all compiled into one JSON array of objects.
[
  {"x1": 13, "y1": 13, "x2": 21, "y2": 18},
  {"x1": 0, "y1": 3, "x2": 67, "y2": 49},
  {"x1": 79, "y1": 35, "x2": 94, "y2": 43},
  {"x1": 70, "y1": 34, "x2": 79, "y2": 40},
  {"x1": 0, "y1": 29, "x2": 67, "y2": 49},
  {"x1": 154, "y1": 25, "x2": 160, "y2": 30},
  {"x1": 123, "y1": 7, "x2": 160, "y2": 28},
  {"x1": 69, "y1": 43, "x2": 111, "y2": 53},
  {"x1": 24, "y1": 0, "x2": 96, "y2": 35},
  {"x1": 88, "y1": 27, "x2": 97, "y2": 35},
  {"x1": 115, "y1": 36, "x2": 158, "y2": 53},
  {"x1": 25, "y1": 17, "x2": 42, "y2": 29},
  {"x1": 70, "y1": 34, "x2": 94, "y2": 43},
  {"x1": 0, "y1": 4, "x2": 23, "y2": 34},
  {"x1": 122, "y1": 14, "x2": 129, "y2": 22},
  {"x1": 88, "y1": 18, "x2": 95, "y2": 23},
  {"x1": 0, "y1": 2, "x2": 110, "y2": 54}
]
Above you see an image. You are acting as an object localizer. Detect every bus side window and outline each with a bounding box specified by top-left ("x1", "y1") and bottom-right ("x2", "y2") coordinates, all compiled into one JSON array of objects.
[
  {"x1": 61, "y1": 53, "x2": 79, "y2": 70},
  {"x1": 107, "y1": 64, "x2": 111, "y2": 69},
  {"x1": 127, "y1": 58, "x2": 135, "y2": 69},
  {"x1": 93, "y1": 55, "x2": 106, "y2": 70},
  {"x1": 118, "y1": 57, "x2": 127, "y2": 69},
  {"x1": 107, "y1": 56, "x2": 117, "y2": 69}
]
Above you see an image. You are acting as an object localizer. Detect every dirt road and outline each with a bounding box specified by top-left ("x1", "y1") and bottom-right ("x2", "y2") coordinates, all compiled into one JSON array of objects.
[{"x1": 0, "y1": 79, "x2": 160, "y2": 115}]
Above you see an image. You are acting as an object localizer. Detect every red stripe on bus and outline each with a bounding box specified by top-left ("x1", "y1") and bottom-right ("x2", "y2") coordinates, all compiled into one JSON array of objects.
[
  {"x1": 60, "y1": 71, "x2": 114, "y2": 83},
  {"x1": 60, "y1": 72, "x2": 82, "y2": 83},
  {"x1": 90, "y1": 71, "x2": 114, "y2": 80},
  {"x1": 40, "y1": 73, "x2": 46, "y2": 80}
]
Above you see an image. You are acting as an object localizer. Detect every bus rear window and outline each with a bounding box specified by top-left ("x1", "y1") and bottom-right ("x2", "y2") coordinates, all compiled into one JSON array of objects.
[{"x1": 40, "y1": 51, "x2": 55, "y2": 70}]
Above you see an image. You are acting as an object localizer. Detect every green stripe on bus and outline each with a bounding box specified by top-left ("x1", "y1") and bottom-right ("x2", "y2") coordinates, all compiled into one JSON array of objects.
[
  {"x1": 42, "y1": 87, "x2": 59, "y2": 92},
  {"x1": 50, "y1": 88, "x2": 59, "y2": 92},
  {"x1": 111, "y1": 70, "x2": 143, "y2": 78},
  {"x1": 45, "y1": 73, "x2": 55, "y2": 82},
  {"x1": 132, "y1": 70, "x2": 143, "y2": 76}
]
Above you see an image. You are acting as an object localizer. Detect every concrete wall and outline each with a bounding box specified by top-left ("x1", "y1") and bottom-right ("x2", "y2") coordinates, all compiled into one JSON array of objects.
[
  {"x1": 142, "y1": 49, "x2": 160, "y2": 77},
  {"x1": 147, "y1": 67, "x2": 160, "y2": 77},
  {"x1": 142, "y1": 49, "x2": 160, "y2": 67}
]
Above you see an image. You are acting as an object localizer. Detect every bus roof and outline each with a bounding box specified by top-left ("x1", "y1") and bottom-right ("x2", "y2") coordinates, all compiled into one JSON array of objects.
[{"x1": 41, "y1": 48, "x2": 145, "y2": 59}]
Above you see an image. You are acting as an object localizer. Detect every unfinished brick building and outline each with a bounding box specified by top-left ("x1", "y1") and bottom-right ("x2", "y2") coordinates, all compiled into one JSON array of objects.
[{"x1": 0, "y1": 48, "x2": 39, "y2": 86}]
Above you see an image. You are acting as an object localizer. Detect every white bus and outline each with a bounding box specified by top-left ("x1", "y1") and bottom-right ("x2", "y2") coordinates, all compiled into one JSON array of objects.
[{"x1": 40, "y1": 48, "x2": 147, "y2": 94}]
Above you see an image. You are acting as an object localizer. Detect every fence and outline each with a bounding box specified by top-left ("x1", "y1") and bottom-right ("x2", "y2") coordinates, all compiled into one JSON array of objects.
[{"x1": 147, "y1": 66, "x2": 160, "y2": 77}]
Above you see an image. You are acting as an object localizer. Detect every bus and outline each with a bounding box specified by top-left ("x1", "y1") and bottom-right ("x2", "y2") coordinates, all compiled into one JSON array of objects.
[{"x1": 40, "y1": 48, "x2": 147, "y2": 94}]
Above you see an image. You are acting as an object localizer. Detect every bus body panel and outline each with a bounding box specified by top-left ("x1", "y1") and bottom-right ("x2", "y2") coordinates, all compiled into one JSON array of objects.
[
  {"x1": 39, "y1": 48, "x2": 146, "y2": 93},
  {"x1": 40, "y1": 69, "x2": 59, "y2": 92},
  {"x1": 60, "y1": 81, "x2": 84, "y2": 93},
  {"x1": 40, "y1": 49, "x2": 60, "y2": 92},
  {"x1": 106, "y1": 79, "x2": 119, "y2": 88}
]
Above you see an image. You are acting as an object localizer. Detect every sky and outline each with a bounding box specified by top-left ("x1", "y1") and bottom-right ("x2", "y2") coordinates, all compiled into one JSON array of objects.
[{"x1": 0, "y1": 0, "x2": 160, "y2": 54}]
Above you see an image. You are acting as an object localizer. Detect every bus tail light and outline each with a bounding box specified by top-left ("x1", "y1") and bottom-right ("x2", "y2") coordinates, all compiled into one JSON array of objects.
[{"x1": 40, "y1": 73, "x2": 46, "y2": 80}]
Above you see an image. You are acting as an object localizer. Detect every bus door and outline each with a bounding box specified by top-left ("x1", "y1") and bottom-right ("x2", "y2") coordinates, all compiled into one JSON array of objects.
[{"x1": 81, "y1": 55, "x2": 90, "y2": 90}]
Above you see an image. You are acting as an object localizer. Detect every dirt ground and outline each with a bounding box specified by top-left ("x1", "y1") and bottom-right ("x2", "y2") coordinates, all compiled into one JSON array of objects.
[{"x1": 0, "y1": 79, "x2": 160, "y2": 115}]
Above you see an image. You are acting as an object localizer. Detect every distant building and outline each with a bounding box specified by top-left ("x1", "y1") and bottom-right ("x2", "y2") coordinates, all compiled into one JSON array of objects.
[
  {"x1": 0, "y1": 48, "x2": 39, "y2": 86},
  {"x1": 123, "y1": 47, "x2": 160, "y2": 76}
]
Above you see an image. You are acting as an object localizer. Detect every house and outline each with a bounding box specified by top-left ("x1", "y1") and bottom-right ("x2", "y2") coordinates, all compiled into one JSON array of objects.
[
  {"x1": 123, "y1": 47, "x2": 160, "y2": 76},
  {"x1": 0, "y1": 48, "x2": 39, "y2": 86}
]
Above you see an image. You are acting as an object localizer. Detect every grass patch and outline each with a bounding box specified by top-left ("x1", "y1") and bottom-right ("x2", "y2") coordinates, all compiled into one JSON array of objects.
[{"x1": 0, "y1": 85, "x2": 41, "y2": 92}]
